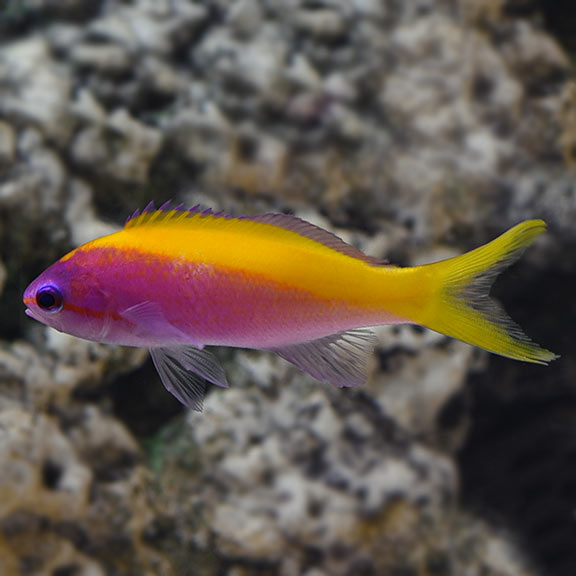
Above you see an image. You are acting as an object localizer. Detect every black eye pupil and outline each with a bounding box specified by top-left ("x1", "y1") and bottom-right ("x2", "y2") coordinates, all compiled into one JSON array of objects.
[
  {"x1": 38, "y1": 292, "x2": 55, "y2": 308},
  {"x1": 36, "y1": 286, "x2": 63, "y2": 312}
]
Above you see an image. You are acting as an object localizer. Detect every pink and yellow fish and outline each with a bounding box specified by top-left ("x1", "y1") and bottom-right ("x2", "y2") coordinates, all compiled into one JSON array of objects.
[{"x1": 23, "y1": 203, "x2": 556, "y2": 409}]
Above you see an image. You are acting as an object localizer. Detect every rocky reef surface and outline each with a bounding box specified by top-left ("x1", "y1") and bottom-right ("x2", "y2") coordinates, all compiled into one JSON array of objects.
[{"x1": 0, "y1": 0, "x2": 574, "y2": 574}]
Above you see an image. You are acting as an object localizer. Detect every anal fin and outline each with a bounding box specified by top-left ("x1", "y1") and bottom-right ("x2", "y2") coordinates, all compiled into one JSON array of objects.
[{"x1": 270, "y1": 329, "x2": 376, "y2": 388}]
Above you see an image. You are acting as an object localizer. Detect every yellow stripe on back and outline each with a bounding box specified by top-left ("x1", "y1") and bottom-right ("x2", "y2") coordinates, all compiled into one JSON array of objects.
[
  {"x1": 122, "y1": 210, "x2": 370, "y2": 296},
  {"x1": 124, "y1": 207, "x2": 380, "y2": 263},
  {"x1": 88, "y1": 207, "x2": 424, "y2": 311}
]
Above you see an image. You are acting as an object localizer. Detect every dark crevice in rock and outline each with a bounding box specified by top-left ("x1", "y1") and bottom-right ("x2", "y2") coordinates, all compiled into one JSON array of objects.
[
  {"x1": 459, "y1": 260, "x2": 576, "y2": 576},
  {"x1": 52, "y1": 565, "x2": 81, "y2": 576},
  {"x1": 41, "y1": 459, "x2": 64, "y2": 491},
  {"x1": 0, "y1": 222, "x2": 70, "y2": 341},
  {"x1": 0, "y1": 0, "x2": 104, "y2": 39},
  {"x1": 539, "y1": 0, "x2": 576, "y2": 57},
  {"x1": 109, "y1": 357, "x2": 184, "y2": 439}
]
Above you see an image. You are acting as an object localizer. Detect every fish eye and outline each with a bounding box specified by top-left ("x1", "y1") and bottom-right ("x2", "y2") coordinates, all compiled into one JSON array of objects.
[{"x1": 36, "y1": 285, "x2": 63, "y2": 313}]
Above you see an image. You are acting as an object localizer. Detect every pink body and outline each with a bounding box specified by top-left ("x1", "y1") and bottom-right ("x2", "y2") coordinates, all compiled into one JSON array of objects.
[{"x1": 24, "y1": 246, "x2": 389, "y2": 350}]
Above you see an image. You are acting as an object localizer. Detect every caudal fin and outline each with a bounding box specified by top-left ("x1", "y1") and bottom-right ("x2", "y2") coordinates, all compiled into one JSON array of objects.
[{"x1": 420, "y1": 220, "x2": 557, "y2": 364}]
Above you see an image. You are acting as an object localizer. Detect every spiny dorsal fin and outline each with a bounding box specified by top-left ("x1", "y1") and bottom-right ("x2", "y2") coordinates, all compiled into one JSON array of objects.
[{"x1": 125, "y1": 201, "x2": 386, "y2": 265}]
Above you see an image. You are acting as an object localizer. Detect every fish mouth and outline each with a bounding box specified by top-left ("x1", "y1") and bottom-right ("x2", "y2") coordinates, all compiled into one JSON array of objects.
[
  {"x1": 25, "y1": 307, "x2": 40, "y2": 321},
  {"x1": 24, "y1": 305, "x2": 63, "y2": 332},
  {"x1": 24, "y1": 296, "x2": 34, "y2": 316},
  {"x1": 24, "y1": 301, "x2": 44, "y2": 322}
]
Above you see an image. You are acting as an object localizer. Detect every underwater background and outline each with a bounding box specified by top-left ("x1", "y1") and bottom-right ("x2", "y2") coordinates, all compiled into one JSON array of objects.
[{"x1": 0, "y1": 0, "x2": 575, "y2": 574}]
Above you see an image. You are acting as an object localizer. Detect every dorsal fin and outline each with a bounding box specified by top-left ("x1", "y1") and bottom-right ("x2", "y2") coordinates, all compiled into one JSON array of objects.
[
  {"x1": 125, "y1": 202, "x2": 232, "y2": 229},
  {"x1": 124, "y1": 202, "x2": 385, "y2": 265},
  {"x1": 241, "y1": 212, "x2": 385, "y2": 264}
]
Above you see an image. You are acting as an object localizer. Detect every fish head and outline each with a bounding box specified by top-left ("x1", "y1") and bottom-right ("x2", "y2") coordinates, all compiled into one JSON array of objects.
[{"x1": 23, "y1": 249, "x2": 113, "y2": 342}]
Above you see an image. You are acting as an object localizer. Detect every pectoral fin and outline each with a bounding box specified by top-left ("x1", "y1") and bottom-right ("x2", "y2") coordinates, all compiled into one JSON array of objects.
[
  {"x1": 121, "y1": 301, "x2": 202, "y2": 346},
  {"x1": 270, "y1": 329, "x2": 377, "y2": 388},
  {"x1": 149, "y1": 346, "x2": 229, "y2": 410}
]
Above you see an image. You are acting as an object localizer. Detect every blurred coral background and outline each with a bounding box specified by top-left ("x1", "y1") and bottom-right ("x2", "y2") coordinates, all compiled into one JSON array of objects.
[{"x1": 0, "y1": 1, "x2": 574, "y2": 575}]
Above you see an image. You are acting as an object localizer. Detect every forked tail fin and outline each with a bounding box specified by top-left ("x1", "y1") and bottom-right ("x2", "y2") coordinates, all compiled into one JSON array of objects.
[{"x1": 420, "y1": 220, "x2": 557, "y2": 364}]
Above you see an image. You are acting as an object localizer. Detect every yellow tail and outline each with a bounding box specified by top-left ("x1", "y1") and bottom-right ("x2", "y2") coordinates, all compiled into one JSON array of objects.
[{"x1": 417, "y1": 220, "x2": 557, "y2": 364}]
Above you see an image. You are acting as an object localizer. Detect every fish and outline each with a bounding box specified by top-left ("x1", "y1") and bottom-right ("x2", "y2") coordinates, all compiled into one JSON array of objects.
[{"x1": 23, "y1": 203, "x2": 557, "y2": 410}]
